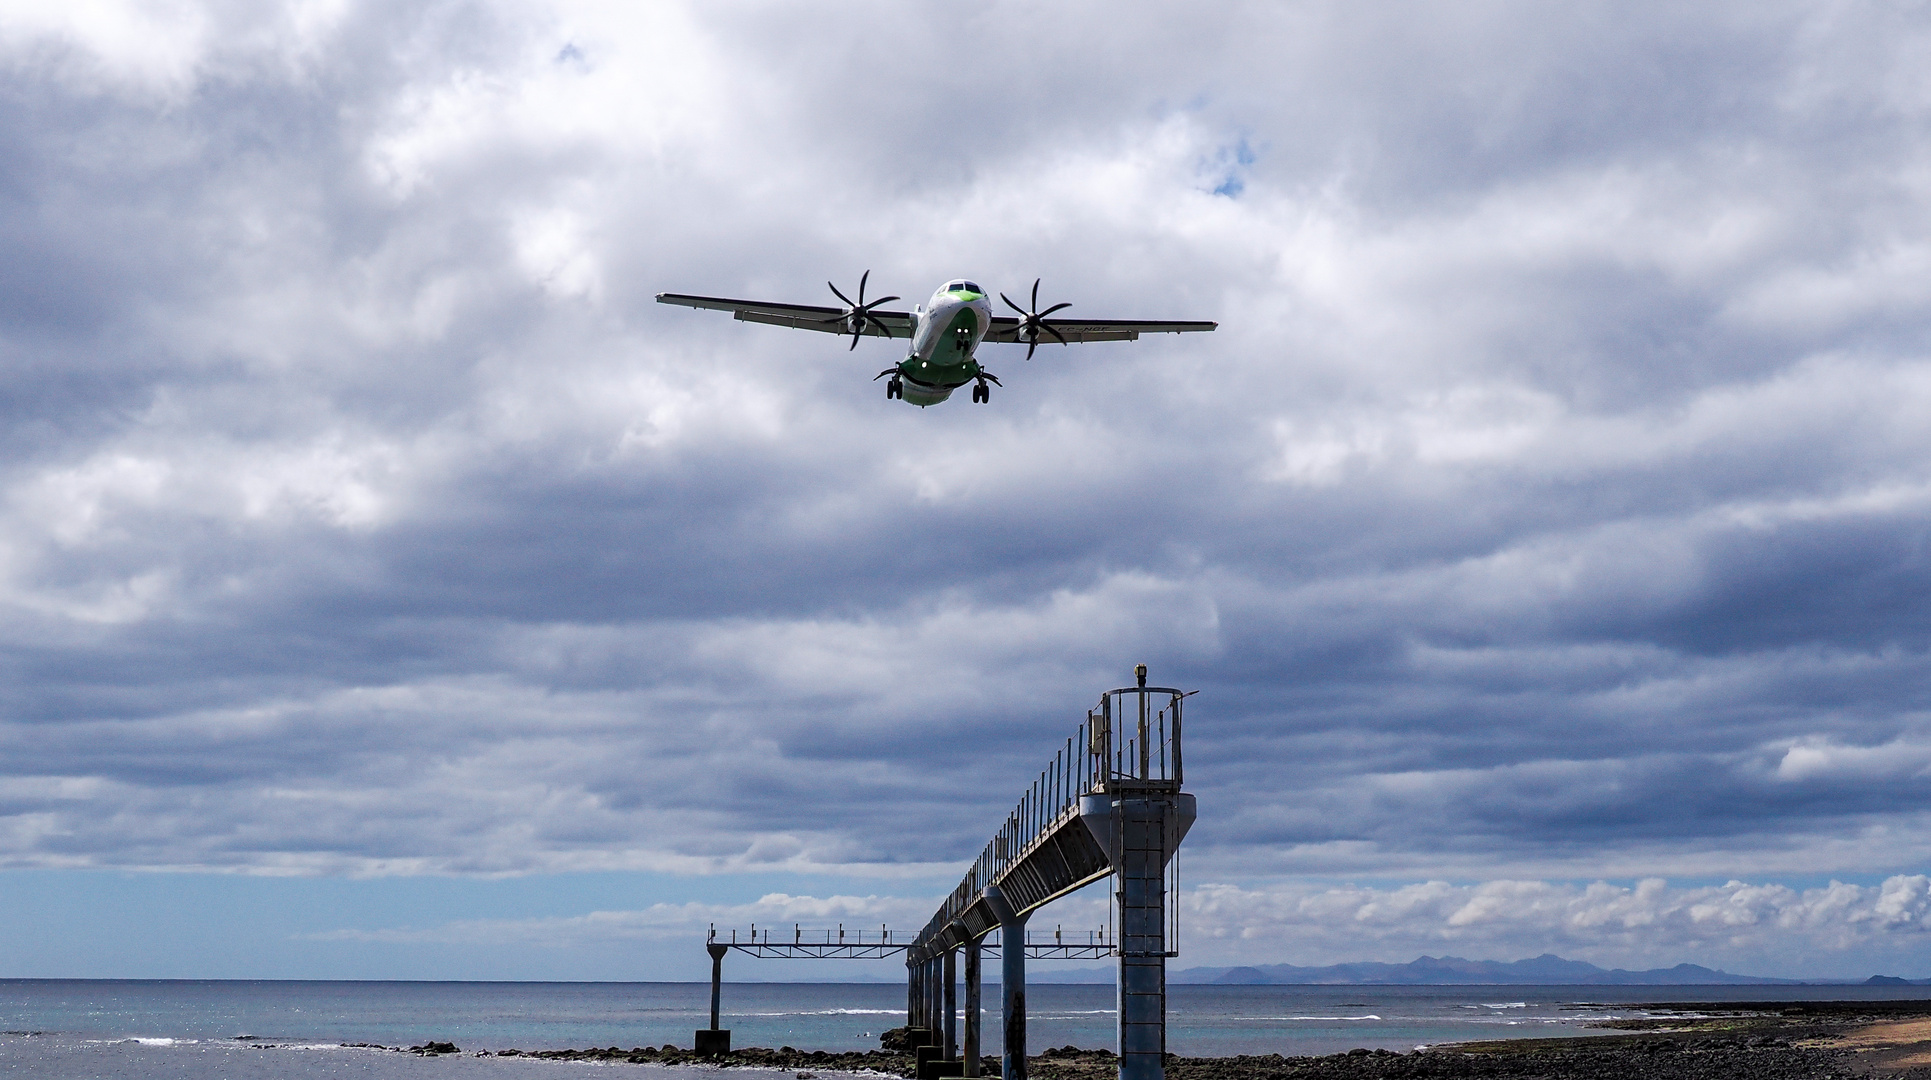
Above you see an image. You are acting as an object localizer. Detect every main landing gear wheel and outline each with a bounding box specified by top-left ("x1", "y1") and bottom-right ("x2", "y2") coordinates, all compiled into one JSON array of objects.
[{"x1": 970, "y1": 371, "x2": 1000, "y2": 404}]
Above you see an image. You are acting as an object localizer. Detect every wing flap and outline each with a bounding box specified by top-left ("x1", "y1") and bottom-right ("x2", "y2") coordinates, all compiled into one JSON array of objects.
[
  {"x1": 734, "y1": 309, "x2": 909, "y2": 338},
  {"x1": 657, "y1": 292, "x2": 914, "y2": 339}
]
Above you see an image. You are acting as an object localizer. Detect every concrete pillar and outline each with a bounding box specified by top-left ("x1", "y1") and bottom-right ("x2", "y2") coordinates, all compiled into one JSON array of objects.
[
  {"x1": 708, "y1": 942, "x2": 726, "y2": 1029},
  {"x1": 929, "y1": 955, "x2": 943, "y2": 1042},
  {"x1": 984, "y1": 885, "x2": 1028, "y2": 1080},
  {"x1": 1116, "y1": 797, "x2": 1167, "y2": 1080},
  {"x1": 963, "y1": 937, "x2": 982, "y2": 1076},
  {"x1": 944, "y1": 947, "x2": 958, "y2": 1060},
  {"x1": 911, "y1": 954, "x2": 926, "y2": 1027},
  {"x1": 908, "y1": 954, "x2": 921, "y2": 1029},
  {"x1": 696, "y1": 941, "x2": 730, "y2": 1056}
]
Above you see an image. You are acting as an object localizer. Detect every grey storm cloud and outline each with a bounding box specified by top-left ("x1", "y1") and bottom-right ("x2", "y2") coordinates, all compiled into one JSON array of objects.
[{"x1": 3, "y1": 0, "x2": 1931, "y2": 972}]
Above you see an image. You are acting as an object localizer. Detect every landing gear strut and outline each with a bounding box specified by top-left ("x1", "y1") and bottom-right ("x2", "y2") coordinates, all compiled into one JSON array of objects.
[
  {"x1": 875, "y1": 367, "x2": 904, "y2": 400},
  {"x1": 971, "y1": 371, "x2": 1000, "y2": 404}
]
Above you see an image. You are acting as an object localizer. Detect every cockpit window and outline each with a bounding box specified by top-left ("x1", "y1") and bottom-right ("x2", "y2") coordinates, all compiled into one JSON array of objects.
[{"x1": 961, "y1": 281, "x2": 981, "y2": 293}]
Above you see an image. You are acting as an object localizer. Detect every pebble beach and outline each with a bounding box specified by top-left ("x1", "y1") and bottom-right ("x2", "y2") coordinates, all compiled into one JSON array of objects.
[{"x1": 464, "y1": 1000, "x2": 1931, "y2": 1079}]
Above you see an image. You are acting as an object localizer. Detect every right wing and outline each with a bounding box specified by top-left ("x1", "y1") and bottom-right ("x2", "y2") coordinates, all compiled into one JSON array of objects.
[
  {"x1": 984, "y1": 316, "x2": 1218, "y2": 344},
  {"x1": 656, "y1": 293, "x2": 916, "y2": 339}
]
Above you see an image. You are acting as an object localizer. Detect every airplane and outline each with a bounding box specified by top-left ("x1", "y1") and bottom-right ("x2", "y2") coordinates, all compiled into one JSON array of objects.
[{"x1": 656, "y1": 274, "x2": 1216, "y2": 406}]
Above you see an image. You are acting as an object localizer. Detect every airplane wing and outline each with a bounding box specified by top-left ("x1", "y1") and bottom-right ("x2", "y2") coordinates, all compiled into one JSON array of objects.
[
  {"x1": 656, "y1": 293, "x2": 916, "y2": 339},
  {"x1": 984, "y1": 316, "x2": 1217, "y2": 344}
]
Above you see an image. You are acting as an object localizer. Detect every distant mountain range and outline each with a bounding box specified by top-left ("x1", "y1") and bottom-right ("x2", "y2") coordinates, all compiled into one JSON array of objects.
[
  {"x1": 1164, "y1": 953, "x2": 1804, "y2": 985},
  {"x1": 784, "y1": 956, "x2": 1928, "y2": 985}
]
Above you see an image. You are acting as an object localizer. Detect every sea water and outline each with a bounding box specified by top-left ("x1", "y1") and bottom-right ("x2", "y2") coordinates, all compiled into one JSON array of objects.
[{"x1": 5, "y1": 981, "x2": 1931, "y2": 1078}]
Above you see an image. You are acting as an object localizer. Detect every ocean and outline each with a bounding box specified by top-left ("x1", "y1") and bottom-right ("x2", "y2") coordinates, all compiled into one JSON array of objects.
[{"x1": 4, "y1": 980, "x2": 1930, "y2": 1078}]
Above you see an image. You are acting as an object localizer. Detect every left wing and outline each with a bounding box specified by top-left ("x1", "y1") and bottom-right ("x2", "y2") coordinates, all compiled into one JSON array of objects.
[
  {"x1": 984, "y1": 316, "x2": 1217, "y2": 344},
  {"x1": 656, "y1": 293, "x2": 915, "y2": 339}
]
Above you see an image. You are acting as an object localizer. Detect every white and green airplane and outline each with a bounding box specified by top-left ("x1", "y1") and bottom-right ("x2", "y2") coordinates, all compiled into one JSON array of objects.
[{"x1": 656, "y1": 274, "x2": 1216, "y2": 406}]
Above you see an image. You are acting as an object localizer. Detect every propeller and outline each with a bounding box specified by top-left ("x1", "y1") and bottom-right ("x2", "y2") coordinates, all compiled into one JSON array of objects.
[
  {"x1": 1000, "y1": 278, "x2": 1071, "y2": 361},
  {"x1": 820, "y1": 271, "x2": 900, "y2": 351}
]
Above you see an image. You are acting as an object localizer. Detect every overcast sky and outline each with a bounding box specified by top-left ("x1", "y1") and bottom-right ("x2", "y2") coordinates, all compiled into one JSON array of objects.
[{"x1": 3, "y1": 0, "x2": 1931, "y2": 982}]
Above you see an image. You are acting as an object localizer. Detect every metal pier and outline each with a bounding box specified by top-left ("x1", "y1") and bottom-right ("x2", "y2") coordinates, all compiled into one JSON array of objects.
[
  {"x1": 705, "y1": 925, "x2": 1112, "y2": 962},
  {"x1": 698, "y1": 666, "x2": 1195, "y2": 1080}
]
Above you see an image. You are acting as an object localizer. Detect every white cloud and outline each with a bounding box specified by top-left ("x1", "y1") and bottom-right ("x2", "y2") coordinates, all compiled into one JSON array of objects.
[
  {"x1": 305, "y1": 891, "x2": 937, "y2": 947},
  {"x1": 299, "y1": 874, "x2": 1931, "y2": 979},
  {"x1": 1183, "y1": 875, "x2": 1931, "y2": 972},
  {"x1": 0, "y1": 0, "x2": 213, "y2": 94},
  {"x1": 1776, "y1": 735, "x2": 1931, "y2": 783}
]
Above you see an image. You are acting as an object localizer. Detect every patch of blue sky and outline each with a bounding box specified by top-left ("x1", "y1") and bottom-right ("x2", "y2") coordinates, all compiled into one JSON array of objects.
[
  {"x1": 1206, "y1": 136, "x2": 1258, "y2": 197},
  {"x1": 0, "y1": 870, "x2": 936, "y2": 981}
]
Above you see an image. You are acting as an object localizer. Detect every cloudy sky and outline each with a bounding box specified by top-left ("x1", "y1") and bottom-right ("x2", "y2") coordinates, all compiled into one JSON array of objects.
[{"x1": 3, "y1": 0, "x2": 1931, "y2": 982}]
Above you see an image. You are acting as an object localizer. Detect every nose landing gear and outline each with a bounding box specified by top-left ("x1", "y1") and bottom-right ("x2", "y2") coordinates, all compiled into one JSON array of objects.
[{"x1": 875, "y1": 367, "x2": 904, "y2": 400}]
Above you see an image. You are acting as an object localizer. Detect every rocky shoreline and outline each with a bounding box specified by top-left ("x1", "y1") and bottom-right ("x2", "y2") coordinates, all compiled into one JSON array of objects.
[{"x1": 330, "y1": 1000, "x2": 1931, "y2": 1079}]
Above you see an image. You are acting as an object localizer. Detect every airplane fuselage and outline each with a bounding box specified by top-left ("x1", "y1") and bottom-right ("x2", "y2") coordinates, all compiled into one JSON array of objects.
[{"x1": 894, "y1": 280, "x2": 993, "y2": 406}]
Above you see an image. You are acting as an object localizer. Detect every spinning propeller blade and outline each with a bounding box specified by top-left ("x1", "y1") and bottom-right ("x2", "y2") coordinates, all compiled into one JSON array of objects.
[
  {"x1": 821, "y1": 270, "x2": 900, "y2": 350},
  {"x1": 1001, "y1": 278, "x2": 1072, "y2": 360}
]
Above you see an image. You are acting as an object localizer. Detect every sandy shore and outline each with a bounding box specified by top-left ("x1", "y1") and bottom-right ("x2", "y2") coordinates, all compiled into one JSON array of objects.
[{"x1": 427, "y1": 1000, "x2": 1931, "y2": 1079}]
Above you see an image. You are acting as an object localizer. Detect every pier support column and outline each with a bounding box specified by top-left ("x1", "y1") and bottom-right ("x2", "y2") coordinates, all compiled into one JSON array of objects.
[
  {"x1": 1115, "y1": 796, "x2": 1169, "y2": 1080},
  {"x1": 908, "y1": 953, "x2": 921, "y2": 1029},
  {"x1": 928, "y1": 955, "x2": 941, "y2": 1038},
  {"x1": 1080, "y1": 786, "x2": 1194, "y2": 1080},
  {"x1": 963, "y1": 937, "x2": 982, "y2": 1076},
  {"x1": 944, "y1": 946, "x2": 958, "y2": 1060},
  {"x1": 696, "y1": 941, "x2": 731, "y2": 1056},
  {"x1": 984, "y1": 885, "x2": 1028, "y2": 1080},
  {"x1": 708, "y1": 943, "x2": 725, "y2": 1030}
]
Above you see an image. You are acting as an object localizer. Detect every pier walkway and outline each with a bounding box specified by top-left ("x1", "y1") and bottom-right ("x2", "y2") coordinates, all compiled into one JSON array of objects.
[{"x1": 699, "y1": 666, "x2": 1195, "y2": 1080}]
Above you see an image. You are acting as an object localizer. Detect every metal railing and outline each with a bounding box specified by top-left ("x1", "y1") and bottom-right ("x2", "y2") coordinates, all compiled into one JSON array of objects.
[
  {"x1": 912, "y1": 678, "x2": 1188, "y2": 949},
  {"x1": 707, "y1": 923, "x2": 903, "y2": 947},
  {"x1": 704, "y1": 922, "x2": 1113, "y2": 960},
  {"x1": 1092, "y1": 680, "x2": 1188, "y2": 792},
  {"x1": 704, "y1": 922, "x2": 1117, "y2": 950}
]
